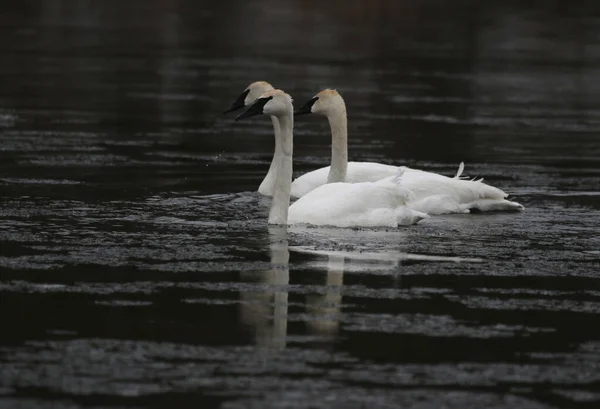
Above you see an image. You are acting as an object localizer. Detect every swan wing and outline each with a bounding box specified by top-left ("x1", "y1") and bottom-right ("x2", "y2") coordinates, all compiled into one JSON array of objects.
[
  {"x1": 405, "y1": 167, "x2": 503, "y2": 196},
  {"x1": 288, "y1": 181, "x2": 410, "y2": 227},
  {"x1": 402, "y1": 167, "x2": 523, "y2": 214},
  {"x1": 344, "y1": 162, "x2": 398, "y2": 183},
  {"x1": 288, "y1": 167, "x2": 427, "y2": 227},
  {"x1": 290, "y1": 166, "x2": 331, "y2": 198}
]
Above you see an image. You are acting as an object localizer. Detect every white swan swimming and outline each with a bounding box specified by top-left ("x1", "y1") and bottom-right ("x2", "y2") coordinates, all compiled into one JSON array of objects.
[
  {"x1": 294, "y1": 89, "x2": 525, "y2": 214},
  {"x1": 227, "y1": 82, "x2": 398, "y2": 198},
  {"x1": 235, "y1": 89, "x2": 428, "y2": 227},
  {"x1": 225, "y1": 81, "x2": 281, "y2": 196}
]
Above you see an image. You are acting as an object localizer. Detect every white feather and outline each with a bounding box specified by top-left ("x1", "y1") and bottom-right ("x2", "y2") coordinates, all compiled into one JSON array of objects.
[
  {"x1": 454, "y1": 162, "x2": 465, "y2": 179},
  {"x1": 233, "y1": 84, "x2": 524, "y2": 215},
  {"x1": 291, "y1": 89, "x2": 524, "y2": 214},
  {"x1": 293, "y1": 163, "x2": 524, "y2": 215},
  {"x1": 289, "y1": 167, "x2": 428, "y2": 227},
  {"x1": 238, "y1": 91, "x2": 428, "y2": 228},
  {"x1": 291, "y1": 161, "x2": 397, "y2": 198}
]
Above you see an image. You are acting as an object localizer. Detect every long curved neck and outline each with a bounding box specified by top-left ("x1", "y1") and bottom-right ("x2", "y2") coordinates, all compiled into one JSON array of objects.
[
  {"x1": 271, "y1": 116, "x2": 281, "y2": 153},
  {"x1": 326, "y1": 108, "x2": 348, "y2": 183},
  {"x1": 268, "y1": 113, "x2": 293, "y2": 225},
  {"x1": 258, "y1": 116, "x2": 281, "y2": 195}
]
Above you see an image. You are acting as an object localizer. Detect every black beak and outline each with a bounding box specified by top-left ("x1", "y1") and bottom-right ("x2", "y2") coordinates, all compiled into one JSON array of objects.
[
  {"x1": 294, "y1": 96, "x2": 318, "y2": 116},
  {"x1": 235, "y1": 96, "x2": 273, "y2": 121},
  {"x1": 224, "y1": 89, "x2": 250, "y2": 114}
]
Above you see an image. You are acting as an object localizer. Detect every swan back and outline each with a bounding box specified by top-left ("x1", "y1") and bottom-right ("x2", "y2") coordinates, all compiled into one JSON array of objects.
[{"x1": 288, "y1": 167, "x2": 426, "y2": 227}]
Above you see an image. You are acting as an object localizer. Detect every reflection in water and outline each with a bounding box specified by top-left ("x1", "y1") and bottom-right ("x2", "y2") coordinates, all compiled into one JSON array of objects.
[
  {"x1": 239, "y1": 228, "x2": 486, "y2": 349},
  {"x1": 305, "y1": 255, "x2": 344, "y2": 339},
  {"x1": 291, "y1": 247, "x2": 485, "y2": 264},
  {"x1": 239, "y1": 228, "x2": 349, "y2": 348},
  {"x1": 239, "y1": 226, "x2": 290, "y2": 350},
  {"x1": 3, "y1": 1, "x2": 600, "y2": 407}
]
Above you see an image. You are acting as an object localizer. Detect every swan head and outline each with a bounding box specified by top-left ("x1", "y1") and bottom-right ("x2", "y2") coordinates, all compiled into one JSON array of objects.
[
  {"x1": 224, "y1": 81, "x2": 275, "y2": 114},
  {"x1": 295, "y1": 89, "x2": 346, "y2": 117},
  {"x1": 235, "y1": 90, "x2": 293, "y2": 120}
]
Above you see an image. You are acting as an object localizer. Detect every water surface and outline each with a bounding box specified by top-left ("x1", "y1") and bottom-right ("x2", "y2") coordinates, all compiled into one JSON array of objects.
[{"x1": 2, "y1": 1, "x2": 600, "y2": 408}]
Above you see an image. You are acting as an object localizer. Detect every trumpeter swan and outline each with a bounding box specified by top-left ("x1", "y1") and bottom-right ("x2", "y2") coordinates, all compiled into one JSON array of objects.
[
  {"x1": 228, "y1": 82, "x2": 398, "y2": 198},
  {"x1": 295, "y1": 89, "x2": 524, "y2": 214},
  {"x1": 235, "y1": 89, "x2": 428, "y2": 227},
  {"x1": 225, "y1": 81, "x2": 281, "y2": 196}
]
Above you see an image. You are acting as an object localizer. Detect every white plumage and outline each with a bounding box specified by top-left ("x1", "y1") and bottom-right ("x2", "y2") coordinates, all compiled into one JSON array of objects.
[
  {"x1": 235, "y1": 90, "x2": 428, "y2": 228},
  {"x1": 291, "y1": 161, "x2": 397, "y2": 198},
  {"x1": 228, "y1": 83, "x2": 524, "y2": 215},
  {"x1": 289, "y1": 168, "x2": 428, "y2": 227},
  {"x1": 400, "y1": 167, "x2": 523, "y2": 214},
  {"x1": 295, "y1": 88, "x2": 524, "y2": 214}
]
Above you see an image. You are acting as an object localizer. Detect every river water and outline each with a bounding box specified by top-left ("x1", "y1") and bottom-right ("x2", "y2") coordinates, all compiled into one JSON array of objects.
[{"x1": 1, "y1": 1, "x2": 600, "y2": 408}]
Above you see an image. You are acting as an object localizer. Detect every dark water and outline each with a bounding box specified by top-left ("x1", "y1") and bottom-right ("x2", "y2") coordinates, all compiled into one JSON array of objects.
[{"x1": 2, "y1": 0, "x2": 600, "y2": 408}]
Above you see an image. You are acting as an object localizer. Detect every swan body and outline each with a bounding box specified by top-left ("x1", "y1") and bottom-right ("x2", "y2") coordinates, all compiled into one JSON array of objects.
[
  {"x1": 290, "y1": 161, "x2": 398, "y2": 198},
  {"x1": 295, "y1": 89, "x2": 524, "y2": 214},
  {"x1": 373, "y1": 167, "x2": 522, "y2": 214},
  {"x1": 227, "y1": 83, "x2": 400, "y2": 198},
  {"x1": 289, "y1": 168, "x2": 428, "y2": 227},
  {"x1": 235, "y1": 89, "x2": 428, "y2": 227}
]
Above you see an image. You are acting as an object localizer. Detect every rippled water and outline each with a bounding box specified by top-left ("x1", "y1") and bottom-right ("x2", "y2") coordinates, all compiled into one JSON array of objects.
[{"x1": 2, "y1": 1, "x2": 600, "y2": 408}]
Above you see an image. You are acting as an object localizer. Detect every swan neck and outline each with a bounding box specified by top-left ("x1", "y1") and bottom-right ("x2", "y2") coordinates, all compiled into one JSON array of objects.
[
  {"x1": 268, "y1": 113, "x2": 293, "y2": 225},
  {"x1": 258, "y1": 117, "x2": 282, "y2": 194},
  {"x1": 327, "y1": 109, "x2": 348, "y2": 183},
  {"x1": 271, "y1": 116, "x2": 281, "y2": 152}
]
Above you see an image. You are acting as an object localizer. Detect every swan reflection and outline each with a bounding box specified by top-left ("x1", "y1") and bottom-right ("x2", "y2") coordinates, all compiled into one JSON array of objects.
[
  {"x1": 304, "y1": 255, "x2": 344, "y2": 339},
  {"x1": 238, "y1": 226, "x2": 349, "y2": 349},
  {"x1": 239, "y1": 227, "x2": 484, "y2": 350},
  {"x1": 239, "y1": 226, "x2": 289, "y2": 350}
]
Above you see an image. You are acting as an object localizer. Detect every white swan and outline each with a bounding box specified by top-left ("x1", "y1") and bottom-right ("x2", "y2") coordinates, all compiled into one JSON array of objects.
[
  {"x1": 235, "y1": 89, "x2": 428, "y2": 227},
  {"x1": 295, "y1": 89, "x2": 525, "y2": 214},
  {"x1": 225, "y1": 81, "x2": 281, "y2": 196},
  {"x1": 227, "y1": 82, "x2": 397, "y2": 198}
]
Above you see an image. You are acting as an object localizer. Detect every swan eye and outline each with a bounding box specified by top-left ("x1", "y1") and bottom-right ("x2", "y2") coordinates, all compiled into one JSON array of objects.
[
  {"x1": 235, "y1": 96, "x2": 273, "y2": 121},
  {"x1": 224, "y1": 89, "x2": 250, "y2": 114},
  {"x1": 294, "y1": 96, "x2": 318, "y2": 116}
]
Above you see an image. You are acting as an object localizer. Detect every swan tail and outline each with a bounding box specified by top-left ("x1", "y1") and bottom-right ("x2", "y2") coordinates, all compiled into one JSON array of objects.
[
  {"x1": 409, "y1": 195, "x2": 469, "y2": 215},
  {"x1": 468, "y1": 199, "x2": 525, "y2": 213}
]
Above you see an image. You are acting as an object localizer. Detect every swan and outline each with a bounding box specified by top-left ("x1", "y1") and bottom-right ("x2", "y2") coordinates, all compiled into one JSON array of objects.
[
  {"x1": 227, "y1": 82, "x2": 398, "y2": 198},
  {"x1": 225, "y1": 81, "x2": 281, "y2": 196},
  {"x1": 235, "y1": 89, "x2": 429, "y2": 227},
  {"x1": 295, "y1": 89, "x2": 525, "y2": 214}
]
